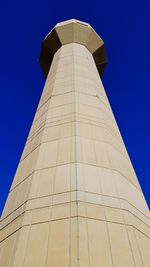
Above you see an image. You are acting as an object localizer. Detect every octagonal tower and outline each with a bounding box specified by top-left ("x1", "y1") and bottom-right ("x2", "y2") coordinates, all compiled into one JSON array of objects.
[{"x1": 0, "y1": 19, "x2": 150, "y2": 267}]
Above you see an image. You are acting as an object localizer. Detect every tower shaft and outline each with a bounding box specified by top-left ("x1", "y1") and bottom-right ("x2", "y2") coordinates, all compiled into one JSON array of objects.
[{"x1": 0, "y1": 20, "x2": 150, "y2": 267}]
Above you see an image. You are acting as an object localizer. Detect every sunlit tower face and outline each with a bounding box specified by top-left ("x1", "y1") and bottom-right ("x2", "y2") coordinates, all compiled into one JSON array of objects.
[{"x1": 0, "y1": 19, "x2": 150, "y2": 267}]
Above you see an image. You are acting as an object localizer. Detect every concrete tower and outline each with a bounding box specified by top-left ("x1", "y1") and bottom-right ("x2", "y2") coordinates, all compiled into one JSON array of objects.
[{"x1": 0, "y1": 19, "x2": 150, "y2": 267}]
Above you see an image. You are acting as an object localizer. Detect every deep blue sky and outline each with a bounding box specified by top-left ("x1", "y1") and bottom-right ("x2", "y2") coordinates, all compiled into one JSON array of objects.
[{"x1": 0, "y1": 0, "x2": 150, "y2": 215}]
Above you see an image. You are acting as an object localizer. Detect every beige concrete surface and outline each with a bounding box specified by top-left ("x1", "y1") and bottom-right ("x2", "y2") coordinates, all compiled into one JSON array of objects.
[{"x1": 0, "y1": 19, "x2": 150, "y2": 267}]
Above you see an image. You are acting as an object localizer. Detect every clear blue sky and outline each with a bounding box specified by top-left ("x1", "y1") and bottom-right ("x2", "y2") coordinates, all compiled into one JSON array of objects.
[{"x1": 0, "y1": 0, "x2": 150, "y2": 215}]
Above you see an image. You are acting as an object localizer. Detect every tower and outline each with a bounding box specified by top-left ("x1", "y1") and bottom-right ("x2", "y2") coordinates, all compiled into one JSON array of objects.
[{"x1": 0, "y1": 19, "x2": 150, "y2": 267}]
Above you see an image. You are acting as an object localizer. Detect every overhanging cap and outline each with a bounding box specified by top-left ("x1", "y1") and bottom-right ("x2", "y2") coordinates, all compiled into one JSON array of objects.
[{"x1": 39, "y1": 19, "x2": 107, "y2": 78}]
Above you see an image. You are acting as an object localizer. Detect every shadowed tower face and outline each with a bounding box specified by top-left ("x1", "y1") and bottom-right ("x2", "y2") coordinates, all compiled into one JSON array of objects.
[{"x1": 0, "y1": 19, "x2": 150, "y2": 267}]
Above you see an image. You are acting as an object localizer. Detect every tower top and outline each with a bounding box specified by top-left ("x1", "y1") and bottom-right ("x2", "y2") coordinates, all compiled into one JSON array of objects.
[{"x1": 39, "y1": 19, "x2": 107, "y2": 78}]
